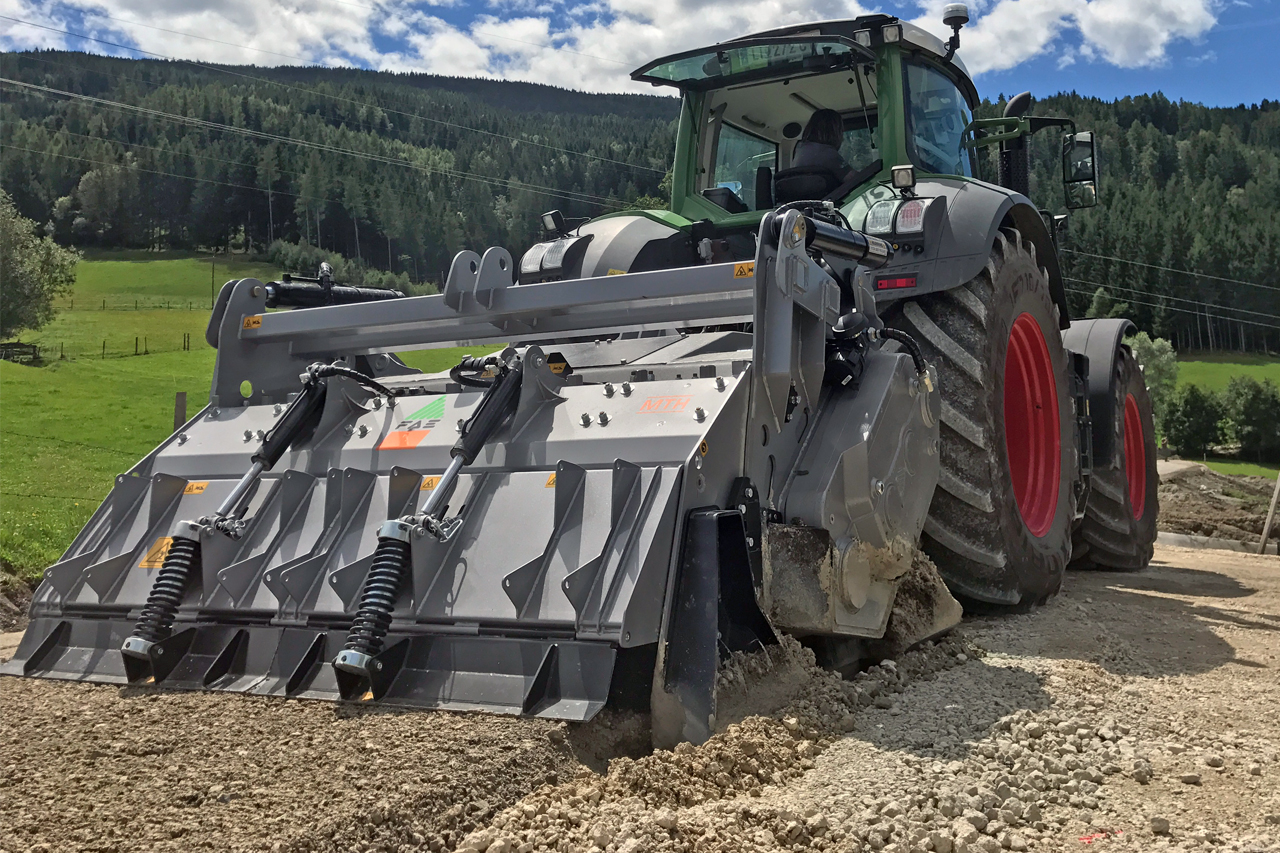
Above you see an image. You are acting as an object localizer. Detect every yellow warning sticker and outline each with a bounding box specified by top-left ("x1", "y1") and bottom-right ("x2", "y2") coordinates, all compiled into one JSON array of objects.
[
  {"x1": 546, "y1": 473, "x2": 557, "y2": 488},
  {"x1": 183, "y1": 481, "x2": 209, "y2": 495},
  {"x1": 699, "y1": 440, "x2": 709, "y2": 457},
  {"x1": 242, "y1": 314, "x2": 263, "y2": 330},
  {"x1": 733, "y1": 262, "x2": 755, "y2": 279},
  {"x1": 420, "y1": 476, "x2": 441, "y2": 491},
  {"x1": 139, "y1": 536, "x2": 173, "y2": 569},
  {"x1": 548, "y1": 361, "x2": 567, "y2": 375},
  {"x1": 607, "y1": 268, "x2": 627, "y2": 276}
]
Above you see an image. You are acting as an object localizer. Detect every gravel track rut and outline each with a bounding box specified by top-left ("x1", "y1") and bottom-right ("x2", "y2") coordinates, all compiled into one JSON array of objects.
[{"x1": 3, "y1": 543, "x2": 1278, "y2": 853}]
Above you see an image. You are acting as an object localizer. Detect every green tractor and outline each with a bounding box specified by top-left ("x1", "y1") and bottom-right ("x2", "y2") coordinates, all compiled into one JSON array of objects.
[{"x1": 520, "y1": 5, "x2": 1159, "y2": 605}]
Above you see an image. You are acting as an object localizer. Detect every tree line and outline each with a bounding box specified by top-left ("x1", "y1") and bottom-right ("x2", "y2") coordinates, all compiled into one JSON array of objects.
[
  {"x1": 0, "y1": 51, "x2": 675, "y2": 285},
  {"x1": 981, "y1": 91, "x2": 1280, "y2": 353}
]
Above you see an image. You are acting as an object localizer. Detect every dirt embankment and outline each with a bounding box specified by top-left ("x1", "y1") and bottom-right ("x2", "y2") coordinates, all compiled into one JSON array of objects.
[
  {"x1": 1158, "y1": 462, "x2": 1276, "y2": 543},
  {"x1": 3, "y1": 545, "x2": 1278, "y2": 853},
  {"x1": 0, "y1": 574, "x2": 32, "y2": 633}
]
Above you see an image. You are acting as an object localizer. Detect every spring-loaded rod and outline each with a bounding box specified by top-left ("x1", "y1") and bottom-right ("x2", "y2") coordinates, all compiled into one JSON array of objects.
[
  {"x1": 333, "y1": 353, "x2": 524, "y2": 687},
  {"x1": 121, "y1": 360, "x2": 389, "y2": 674}
]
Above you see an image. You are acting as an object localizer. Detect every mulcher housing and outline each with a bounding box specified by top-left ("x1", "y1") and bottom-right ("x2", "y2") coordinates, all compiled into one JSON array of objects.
[{"x1": 5, "y1": 212, "x2": 947, "y2": 745}]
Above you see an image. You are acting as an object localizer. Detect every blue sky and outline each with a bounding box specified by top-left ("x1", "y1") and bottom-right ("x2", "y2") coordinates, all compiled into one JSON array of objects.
[{"x1": 1, "y1": 0, "x2": 1276, "y2": 106}]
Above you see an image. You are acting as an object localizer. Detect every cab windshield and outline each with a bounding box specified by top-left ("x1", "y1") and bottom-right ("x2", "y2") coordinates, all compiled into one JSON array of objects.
[
  {"x1": 904, "y1": 59, "x2": 974, "y2": 177},
  {"x1": 698, "y1": 63, "x2": 881, "y2": 213}
]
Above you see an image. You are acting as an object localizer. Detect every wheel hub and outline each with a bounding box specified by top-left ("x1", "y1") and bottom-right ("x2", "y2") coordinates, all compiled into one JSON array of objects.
[
  {"x1": 1003, "y1": 313, "x2": 1061, "y2": 537},
  {"x1": 1123, "y1": 393, "x2": 1146, "y2": 519}
]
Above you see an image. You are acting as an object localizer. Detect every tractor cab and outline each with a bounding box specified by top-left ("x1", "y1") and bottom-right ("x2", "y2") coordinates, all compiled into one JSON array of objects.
[{"x1": 631, "y1": 16, "x2": 979, "y2": 225}]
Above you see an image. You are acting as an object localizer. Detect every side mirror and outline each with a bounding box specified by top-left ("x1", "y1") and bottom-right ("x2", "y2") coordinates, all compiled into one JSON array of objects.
[{"x1": 1062, "y1": 131, "x2": 1098, "y2": 209}]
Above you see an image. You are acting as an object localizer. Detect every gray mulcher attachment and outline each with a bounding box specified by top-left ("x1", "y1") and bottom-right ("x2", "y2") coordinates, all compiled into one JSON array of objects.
[{"x1": 5, "y1": 212, "x2": 953, "y2": 741}]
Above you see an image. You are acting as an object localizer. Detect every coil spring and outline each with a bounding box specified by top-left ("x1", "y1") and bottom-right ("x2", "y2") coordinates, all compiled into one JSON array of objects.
[
  {"x1": 342, "y1": 536, "x2": 412, "y2": 658},
  {"x1": 131, "y1": 536, "x2": 200, "y2": 644}
]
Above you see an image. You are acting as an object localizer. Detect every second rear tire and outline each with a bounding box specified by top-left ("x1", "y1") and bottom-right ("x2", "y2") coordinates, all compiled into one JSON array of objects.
[
  {"x1": 886, "y1": 228, "x2": 1075, "y2": 606},
  {"x1": 1070, "y1": 346, "x2": 1159, "y2": 570}
]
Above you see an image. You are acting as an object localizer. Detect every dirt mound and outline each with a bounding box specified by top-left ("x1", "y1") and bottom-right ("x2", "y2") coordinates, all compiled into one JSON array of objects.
[
  {"x1": 1158, "y1": 462, "x2": 1275, "y2": 542},
  {"x1": 452, "y1": 634, "x2": 972, "y2": 853},
  {"x1": 0, "y1": 574, "x2": 32, "y2": 633}
]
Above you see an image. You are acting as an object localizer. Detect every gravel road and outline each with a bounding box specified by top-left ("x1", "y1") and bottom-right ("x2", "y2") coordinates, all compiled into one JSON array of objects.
[{"x1": 3, "y1": 543, "x2": 1278, "y2": 853}]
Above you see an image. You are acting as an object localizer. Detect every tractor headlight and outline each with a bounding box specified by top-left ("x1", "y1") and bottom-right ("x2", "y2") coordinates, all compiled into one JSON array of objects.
[
  {"x1": 518, "y1": 234, "x2": 593, "y2": 283},
  {"x1": 520, "y1": 242, "x2": 550, "y2": 276},
  {"x1": 864, "y1": 200, "x2": 898, "y2": 235},
  {"x1": 895, "y1": 199, "x2": 928, "y2": 234}
]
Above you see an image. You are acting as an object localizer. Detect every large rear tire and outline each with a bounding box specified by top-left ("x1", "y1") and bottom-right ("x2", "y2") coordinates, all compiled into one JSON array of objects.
[
  {"x1": 886, "y1": 229, "x2": 1075, "y2": 606},
  {"x1": 1070, "y1": 347, "x2": 1159, "y2": 570}
]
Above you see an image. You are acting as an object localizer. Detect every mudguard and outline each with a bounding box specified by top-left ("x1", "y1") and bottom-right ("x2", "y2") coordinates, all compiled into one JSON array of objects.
[
  {"x1": 1061, "y1": 318, "x2": 1137, "y2": 464},
  {"x1": 858, "y1": 177, "x2": 1070, "y2": 329}
]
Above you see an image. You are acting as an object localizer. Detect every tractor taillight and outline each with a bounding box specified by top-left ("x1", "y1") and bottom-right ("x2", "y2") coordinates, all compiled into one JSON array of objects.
[
  {"x1": 896, "y1": 199, "x2": 927, "y2": 234},
  {"x1": 876, "y1": 276, "x2": 918, "y2": 290}
]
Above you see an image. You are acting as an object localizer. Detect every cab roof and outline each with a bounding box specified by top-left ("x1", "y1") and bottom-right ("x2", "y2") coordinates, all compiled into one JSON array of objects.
[{"x1": 632, "y1": 14, "x2": 974, "y2": 99}]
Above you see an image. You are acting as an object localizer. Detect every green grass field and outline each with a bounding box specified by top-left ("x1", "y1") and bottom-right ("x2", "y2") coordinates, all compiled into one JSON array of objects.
[
  {"x1": 1199, "y1": 457, "x2": 1280, "y2": 479},
  {"x1": 0, "y1": 252, "x2": 471, "y2": 581},
  {"x1": 1176, "y1": 352, "x2": 1280, "y2": 392}
]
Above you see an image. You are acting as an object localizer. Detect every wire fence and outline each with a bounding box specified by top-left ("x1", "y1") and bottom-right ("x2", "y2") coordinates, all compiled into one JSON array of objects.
[
  {"x1": 9, "y1": 332, "x2": 198, "y2": 362},
  {"x1": 58, "y1": 297, "x2": 211, "y2": 312}
]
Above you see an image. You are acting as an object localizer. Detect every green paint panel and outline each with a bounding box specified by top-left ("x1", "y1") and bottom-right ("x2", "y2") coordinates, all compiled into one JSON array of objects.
[{"x1": 406, "y1": 396, "x2": 445, "y2": 421}]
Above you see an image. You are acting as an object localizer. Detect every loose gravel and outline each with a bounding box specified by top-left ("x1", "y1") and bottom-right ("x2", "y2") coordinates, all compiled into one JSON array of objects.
[{"x1": 2, "y1": 544, "x2": 1277, "y2": 853}]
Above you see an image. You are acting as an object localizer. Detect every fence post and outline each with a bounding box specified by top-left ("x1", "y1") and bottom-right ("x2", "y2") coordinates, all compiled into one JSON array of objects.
[
  {"x1": 144, "y1": 336, "x2": 148, "y2": 355},
  {"x1": 135, "y1": 337, "x2": 139, "y2": 356},
  {"x1": 174, "y1": 392, "x2": 187, "y2": 433},
  {"x1": 101, "y1": 340, "x2": 106, "y2": 358},
  {"x1": 1260, "y1": 470, "x2": 1280, "y2": 555}
]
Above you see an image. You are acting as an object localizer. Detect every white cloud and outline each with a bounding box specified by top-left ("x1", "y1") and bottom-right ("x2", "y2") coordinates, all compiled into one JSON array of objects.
[
  {"x1": 0, "y1": 0, "x2": 1223, "y2": 91},
  {"x1": 908, "y1": 0, "x2": 1217, "y2": 74}
]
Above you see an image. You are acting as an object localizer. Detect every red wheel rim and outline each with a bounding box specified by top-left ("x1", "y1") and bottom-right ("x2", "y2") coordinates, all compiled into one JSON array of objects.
[
  {"x1": 1003, "y1": 313, "x2": 1061, "y2": 537},
  {"x1": 1123, "y1": 393, "x2": 1146, "y2": 519}
]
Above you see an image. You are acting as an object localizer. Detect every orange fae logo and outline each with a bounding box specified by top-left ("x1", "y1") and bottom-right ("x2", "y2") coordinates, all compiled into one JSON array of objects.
[{"x1": 638, "y1": 395, "x2": 692, "y2": 414}]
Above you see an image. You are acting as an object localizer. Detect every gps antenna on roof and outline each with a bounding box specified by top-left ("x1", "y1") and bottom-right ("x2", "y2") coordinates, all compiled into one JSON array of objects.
[{"x1": 942, "y1": 3, "x2": 969, "y2": 62}]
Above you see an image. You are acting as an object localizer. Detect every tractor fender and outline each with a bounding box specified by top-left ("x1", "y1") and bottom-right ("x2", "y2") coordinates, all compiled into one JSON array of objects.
[
  {"x1": 1061, "y1": 317, "x2": 1137, "y2": 464},
  {"x1": 867, "y1": 178, "x2": 1070, "y2": 330}
]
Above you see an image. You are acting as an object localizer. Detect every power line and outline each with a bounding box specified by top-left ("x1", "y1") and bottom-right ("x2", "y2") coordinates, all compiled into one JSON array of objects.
[
  {"x1": 1062, "y1": 249, "x2": 1280, "y2": 294},
  {"x1": 0, "y1": 15, "x2": 664, "y2": 174},
  {"x1": 2, "y1": 77, "x2": 626, "y2": 208},
  {"x1": 1064, "y1": 277, "x2": 1280, "y2": 323},
  {"x1": 1063, "y1": 287, "x2": 1280, "y2": 332}
]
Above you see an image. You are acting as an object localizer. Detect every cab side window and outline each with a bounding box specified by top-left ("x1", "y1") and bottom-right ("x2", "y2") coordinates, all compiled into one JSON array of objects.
[
  {"x1": 710, "y1": 123, "x2": 777, "y2": 211},
  {"x1": 904, "y1": 61, "x2": 974, "y2": 177}
]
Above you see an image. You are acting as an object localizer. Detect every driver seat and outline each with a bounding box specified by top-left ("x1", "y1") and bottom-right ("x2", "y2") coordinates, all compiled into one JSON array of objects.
[{"x1": 773, "y1": 167, "x2": 841, "y2": 204}]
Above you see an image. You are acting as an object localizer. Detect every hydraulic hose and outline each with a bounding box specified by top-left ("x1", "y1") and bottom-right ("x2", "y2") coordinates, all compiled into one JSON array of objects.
[
  {"x1": 876, "y1": 327, "x2": 934, "y2": 391},
  {"x1": 450, "y1": 356, "x2": 500, "y2": 389}
]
